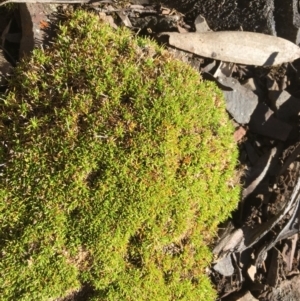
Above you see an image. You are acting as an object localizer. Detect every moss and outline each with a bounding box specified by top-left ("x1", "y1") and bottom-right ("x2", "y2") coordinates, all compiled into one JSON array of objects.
[{"x1": 0, "y1": 9, "x2": 240, "y2": 301}]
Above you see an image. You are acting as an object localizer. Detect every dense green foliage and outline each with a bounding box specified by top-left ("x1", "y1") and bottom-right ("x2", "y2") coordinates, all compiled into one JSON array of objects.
[{"x1": 0, "y1": 10, "x2": 240, "y2": 301}]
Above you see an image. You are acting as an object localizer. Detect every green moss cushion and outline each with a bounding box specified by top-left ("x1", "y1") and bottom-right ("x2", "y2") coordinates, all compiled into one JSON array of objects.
[{"x1": 0, "y1": 10, "x2": 240, "y2": 301}]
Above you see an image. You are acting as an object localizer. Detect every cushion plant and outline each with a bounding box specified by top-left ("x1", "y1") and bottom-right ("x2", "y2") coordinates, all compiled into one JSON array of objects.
[{"x1": 0, "y1": 9, "x2": 240, "y2": 301}]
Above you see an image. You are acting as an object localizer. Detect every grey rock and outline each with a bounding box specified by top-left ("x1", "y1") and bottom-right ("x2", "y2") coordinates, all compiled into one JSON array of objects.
[
  {"x1": 241, "y1": 78, "x2": 264, "y2": 99},
  {"x1": 219, "y1": 77, "x2": 259, "y2": 124},
  {"x1": 213, "y1": 254, "x2": 235, "y2": 276}
]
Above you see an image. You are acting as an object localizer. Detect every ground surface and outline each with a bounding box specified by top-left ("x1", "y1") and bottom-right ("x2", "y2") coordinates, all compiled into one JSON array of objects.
[
  {"x1": 1, "y1": 1, "x2": 300, "y2": 301},
  {"x1": 162, "y1": 0, "x2": 276, "y2": 34}
]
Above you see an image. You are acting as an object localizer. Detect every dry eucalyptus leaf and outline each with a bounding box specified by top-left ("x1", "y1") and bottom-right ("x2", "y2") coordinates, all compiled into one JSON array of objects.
[
  {"x1": 116, "y1": 11, "x2": 132, "y2": 27},
  {"x1": 247, "y1": 265, "x2": 257, "y2": 282},
  {"x1": 194, "y1": 14, "x2": 212, "y2": 33},
  {"x1": 160, "y1": 31, "x2": 300, "y2": 66},
  {"x1": 282, "y1": 234, "x2": 298, "y2": 272}
]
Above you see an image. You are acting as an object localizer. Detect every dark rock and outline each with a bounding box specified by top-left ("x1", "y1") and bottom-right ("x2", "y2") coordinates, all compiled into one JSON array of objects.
[
  {"x1": 274, "y1": 0, "x2": 300, "y2": 44},
  {"x1": 226, "y1": 290, "x2": 259, "y2": 301},
  {"x1": 129, "y1": 15, "x2": 179, "y2": 32},
  {"x1": 0, "y1": 49, "x2": 12, "y2": 85},
  {"x1": 244, "y1": 141, "x2": 260, "y2": 165},
  {"x1": 19, "y1": 3, "x2": 59, "y2": 58},
  {"x1": 129, "y1": 0, "x2": 151, "y2": 4},
  {"x1": 266, "y1": 248, "x2": 280, "y2": 287},
  {"x1": 249, "y1": 103, "x2": 292, "y2": 141},
  {"x1": 161, "y1": 0, "x2": 276, "y2": 35},
  {"x1": 269, "y1": 90, "x2": 300, "y2": 121},
  {"x1": 1, "y1": 10, "x2": 21, "y2": 65}
]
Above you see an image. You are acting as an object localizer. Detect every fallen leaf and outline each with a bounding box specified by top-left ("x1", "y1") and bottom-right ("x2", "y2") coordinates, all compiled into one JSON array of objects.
[
  {"x1": 282, "y1": 234, "x2": 298, "y2": 272},
  {"x1": 242, "y1": 147, "x2": 279, "y2": 200},
  {"x1": 214, "y1": 175, "x2": 300, "y2": 260},
  {"x1": 160, "y1": 31, "x2": 300, "y2": 66},
  {"x1": 39, "y1": 20, "x2": 49, "y2": 29},
  {"x1": 194, "y1": 14, "x2": 212, "y2": 33},
  {"x1": 247, "y1": 265, "x2": 257, "y2": 282},
  {"x1": 234, "y1": 126, "x2": 247, "y2": 142},
  {"x1": 116, "y1": 11, "x2": 132, "y2": 27},
  {"x1": 214, "y1": 61, "x2": 235, "y2": 78}
]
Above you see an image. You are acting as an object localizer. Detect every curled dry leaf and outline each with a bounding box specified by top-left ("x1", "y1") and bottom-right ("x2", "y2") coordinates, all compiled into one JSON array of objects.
[{"x1": 160, "y1": 31, "x2": 300, "y2": 66}]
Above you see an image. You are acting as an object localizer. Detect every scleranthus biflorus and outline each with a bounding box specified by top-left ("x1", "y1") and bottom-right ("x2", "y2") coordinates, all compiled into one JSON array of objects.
[{"x1": 0, "y1": 9, "x2": 240, "y2": 301}]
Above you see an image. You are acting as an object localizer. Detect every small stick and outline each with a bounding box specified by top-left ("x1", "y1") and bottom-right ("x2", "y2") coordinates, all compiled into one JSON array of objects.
[{"x1": 0, "y1": 0, "x2": 92, "y2": 6}]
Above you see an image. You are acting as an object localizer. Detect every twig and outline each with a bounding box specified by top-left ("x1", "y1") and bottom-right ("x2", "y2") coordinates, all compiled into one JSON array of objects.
[
  {"x1": 0, "y1": 0, "x2": 92, "y2": 6},
  {"x1": 0, "y1": 0, "x2": 158, "y2": 14},
  {"x1": 92, "y1": 7, "x2": 158, "y2": 14},
  {"x1": 213, "y1": 175, "x2": 300, "y2": 260},
  {"x1": 0, "y1": 45, "x2": 16, "y2": 66}
]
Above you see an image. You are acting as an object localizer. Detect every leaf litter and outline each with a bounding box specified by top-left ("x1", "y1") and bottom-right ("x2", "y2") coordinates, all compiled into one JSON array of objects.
[{"x1": 2, "y1": 1, "x2": 300, "y2": 300}]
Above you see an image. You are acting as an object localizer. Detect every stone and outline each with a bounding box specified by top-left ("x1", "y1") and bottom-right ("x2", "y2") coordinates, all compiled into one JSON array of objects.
[
  {"x1": 213, "y1": 254, "x2": 235, "y2": 276},
  {"x1": 161, "y1": 0, "x2": 276, "y2": 35},
  {"x1": 220, "y1": 77, "x2": 259, "y2": 124},
  {"x1": 244, "y1": 141, "x2": 260, "y2": 165},
  {"x1": 274, "y1": 0, "x2": 300, "y2": 44},
  {"x1": 19, "y1": 3, "x2": 59, "y2": 58},
  {"x1": 0, "y1": 49, "x2": 12, "y2": 86},
  {"x1": 242, "y1": 78, "x2": 264, "y2": 99},
  {"x1": 269, "y1": 90, "x2": 300, "y2": 121},
  {"x1": 249, "y1": 103, "x2": 292, "y2": 141}
]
